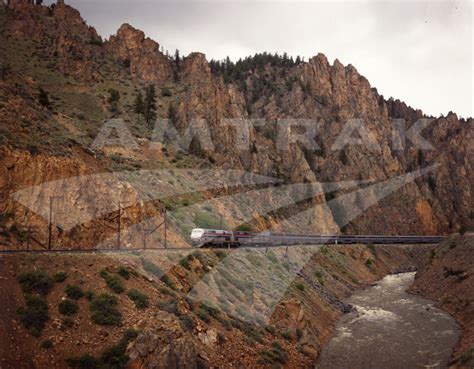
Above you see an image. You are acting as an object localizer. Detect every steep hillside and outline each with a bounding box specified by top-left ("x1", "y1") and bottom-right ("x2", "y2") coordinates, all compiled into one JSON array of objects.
[
  {"x1": 0, "y1": 244, "x2": 427, "y2": 368},
  {"x1": 410, "y1": 235, "x2": 474, "y2": 368},
  {"x1": 0, "y1": 0, "x2": 472, "y2": 250}
]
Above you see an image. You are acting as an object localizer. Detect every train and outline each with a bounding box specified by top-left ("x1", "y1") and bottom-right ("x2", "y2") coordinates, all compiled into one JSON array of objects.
[{"x1": 190, "y1": 228, "x2": 445, "y2": 248}]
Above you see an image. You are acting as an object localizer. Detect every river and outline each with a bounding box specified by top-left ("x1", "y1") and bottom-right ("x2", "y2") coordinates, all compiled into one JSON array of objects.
[{"x1": 315, "y1": 273, "x2": 460, "y2": 369}]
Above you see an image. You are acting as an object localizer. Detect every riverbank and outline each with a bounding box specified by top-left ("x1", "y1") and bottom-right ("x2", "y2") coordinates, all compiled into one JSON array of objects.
[
  {"x1": 409, "y1": 235, "x2": 474, "y2": 368},
  {"x1": 316, "y1": 272, "x2": 460, "y2": 369}
]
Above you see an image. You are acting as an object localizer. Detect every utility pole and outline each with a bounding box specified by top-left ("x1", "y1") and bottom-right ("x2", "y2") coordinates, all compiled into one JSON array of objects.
[
  {"x1": 142, "y1": 209, "x2": 168, "y2": 250},
  {"x1": 164, "y1": 209, "x2": 167, "y2": 249},
  {"x1": 48, "y1": 196, "x2": 63, "y2": 250},
  {"x1": 117, "y1": 201, "x2": 122, "y2": 250}
]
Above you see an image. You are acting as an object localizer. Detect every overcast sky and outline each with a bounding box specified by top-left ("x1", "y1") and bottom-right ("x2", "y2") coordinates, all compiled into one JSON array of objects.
[{"x1": 45, "y1": 0, "x2": 472, "y2": 118}]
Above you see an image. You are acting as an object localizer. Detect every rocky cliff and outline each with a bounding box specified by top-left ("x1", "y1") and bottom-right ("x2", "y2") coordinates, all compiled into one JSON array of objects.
[{"x1": 0, "y1": 0, "x2": 472, "y2": 250}]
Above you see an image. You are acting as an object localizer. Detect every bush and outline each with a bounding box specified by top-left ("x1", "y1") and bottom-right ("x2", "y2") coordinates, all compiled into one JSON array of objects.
[
  {"x1": 100, "y1": 329, "x2": 139, "y2": 369},
  {"x1": 66, "y1": 354, "x2": 100, "y2": 369},
  {"x1": 65, "y1": 285, "x2": 84, "y2": 300},
  {"x1": 179, "y1": 315, "x2": 195, "y2": 331},
  {"x1": 214, "y1": 250, "x2": 226, "y2": 260},
  {"x1": 18, "y1": 295, "x2": 49, "y2": 336},
  {"x1": 161, "y1": 87, "x2": 172, "y2": 97},
  {"x1": 260, "y1": 341, "x2": 289, "y2": 364},
  {"x1": 367, "y1": 243, "x2": 376, "y2": 255},
  {"x1": 59, "y1": 300, "x2": 79, "y2": 316},
  {"x1": 127, "y1": 289, "x2": 149, "y2": 309},
  {"x1": 90, "y1": 294, "x2": 122, "y2": 326},
  {"x1": 179, "y1": 255, "x2": 193, "y2": 270},
  {"x1": 160, "y1": 274, "x2": 177, "y2": 290},
  {"x1": 41, "y1": 339, "x2": 53, "y2": 349},
  {"x1": 117, "y1": 267, "x2": 131, "y2": 280},
  {"x1": 68, "y1": 330, "x2": 138, "y2": 369},
  {"x1": 157, "y1": 299, "x2": 178, "y2": 314},
  {"x1": 281, "y1": 331, "x2": 291, "y2": 341},
  {"x1": 85, "y1": 290, "x2": 95, "y2": 301},
  {"x1": 196, "y1": 307, "x2": 210, "y2": 323},
  {"x1": 142, "y1": 259, "x2": 163, "y2": 277},
  {"x1": 295, "y1": 282, "x2": 305, "y2": 292},
  {"x1": 61, "y1": 318, "x2": 74, "y2": 330},
  {"x1": 100, "y1": 269, "x2": 124, "y2": 294},
  {"x1": 18, "y1": 270, "x2": 53, "y2": 295},
  {"x1": 53, "y1": 272, "x2": 68, "y2": 283}
]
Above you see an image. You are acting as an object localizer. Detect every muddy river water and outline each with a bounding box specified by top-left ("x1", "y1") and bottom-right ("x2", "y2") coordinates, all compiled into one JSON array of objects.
[{"x1": 315, "y1": 273, "x2": 460, "y2": 369}]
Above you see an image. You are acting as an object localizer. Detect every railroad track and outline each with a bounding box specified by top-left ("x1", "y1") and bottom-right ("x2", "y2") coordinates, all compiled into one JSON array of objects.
[{"x1": 0, "y1": 236, "x2": 444, "y2": 255}]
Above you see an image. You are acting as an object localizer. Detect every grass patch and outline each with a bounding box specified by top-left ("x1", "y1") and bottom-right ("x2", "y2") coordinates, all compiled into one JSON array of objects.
[
  {"x1": 90, "y1": 293, "x2": 122, "y2": 326},
  {"x1": 127, "y1": 289, "x2": 149, "y2": 309},
  {"x1": 17, "y1": 295, "x2": 49, "y2": 337}
]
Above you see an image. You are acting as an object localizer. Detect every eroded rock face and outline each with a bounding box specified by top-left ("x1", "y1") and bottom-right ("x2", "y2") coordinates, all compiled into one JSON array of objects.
[
  {"x1": 106, "y1": 23, "x2": 172, "y2": 84},
  {"x1": 128, "y1": 312, "x2": 209, "y2": 369}
]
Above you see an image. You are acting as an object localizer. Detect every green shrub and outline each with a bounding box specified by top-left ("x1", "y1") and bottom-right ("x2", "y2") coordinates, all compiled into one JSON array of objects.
[
  {"x1": 365, "y1": 259, "x2": 374, "y2": 269},
  {"x1": 85, "y1": 290, "x2": 95, "y2": 301},
  {"x1": 157, "y1": 299, "x2": 178, "y2": 314},
  {"x1": 100, "y1": 269, "x2": 124, "y2": 294},
  {"x1": 179, "y1": 255, "x2": 193, "y2": 270},
  {"x1": 59, "y1": 300, "x2": 79, "y2": 316},
  {"x1": 179, "y1": 315, "x2": 195, "y2": 331},
  {"x1": 214, "y1": 250, "x2": 226, "y2": 260},
  {"x1": 281, "y1": 330, "x2": 292, "y2": 341},
  {"x1": 18, "y1": 270, "x2": 53, "y2": 295},
  {"x1": 295, "y1": 282, "x2": 305, "y2": 292},
  {"x1": 127, "y1": 289, "x2": 149, "y2": 309},
  {"x1": 41, "y1": 339, "x2": 53, "y2": 349},
  {"x1": 367, "y1": 243, "x2": 376, "y2": 255},
  {"x1": 90, "y1": 293, "x2": 122, "y2": 326},
  {"x1": 53, "y1": 272, "x2": 68, "y2": 283},
  {"x1": 18, "y1": 295, "x2": 49, "y2": 336},
  {"x1": 65, "y1": 285, "x2": 84, "y2": 300},
  {"x1": 117, "y1": 267, "x2": 131, "y2": 280},
  {"x1": 160, "y1": 274, "x2": 177, "y2": 290},
  {"x1": 196, "y1": 307, "x2": 210, "y2": 323},
  {"x1": 68, "y1": 330, "x2": 140, "y2": 369},
  {"x1": 61, "y1": 318, "x2": 74, "y2": 330},
  {"x1": 66, "y1": 354, "x2": 100, "y2": 369},
  {"x1": 265, "y1": 325, "x2": 276, "y2": 334},
  {"x1": 243, "y1": 325, "x2": 264, "y2": 343},
  {"x1": 260, "y1": 341, "x2": 289, "y2": 364},
  {"x1": 100, "y1": 329, "x2": 139, "y2": 369},
  {"x1": 142, "y1": 259, "x2": 163, "y2": 277}
]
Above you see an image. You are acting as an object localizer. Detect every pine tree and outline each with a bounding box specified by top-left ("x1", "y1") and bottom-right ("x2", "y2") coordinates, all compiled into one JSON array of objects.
[
  {"x1": 133, "y1": 92, "x2": 145, "y2": 120},
  {"x1": 144, "y1": 85, "x2": 157, "y2": 125}
]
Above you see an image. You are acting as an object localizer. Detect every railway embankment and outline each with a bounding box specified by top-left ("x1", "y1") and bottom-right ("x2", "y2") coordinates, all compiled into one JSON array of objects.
[
  {"x1": 0, "y1": 244, "x2": 433, "y2": 368},
  {"x1": 409, "y1": 235, "x2": 474, "y2": 368}
]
